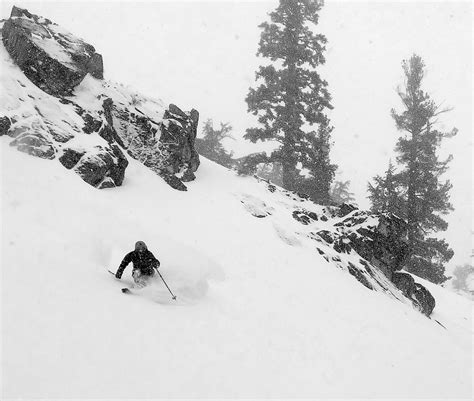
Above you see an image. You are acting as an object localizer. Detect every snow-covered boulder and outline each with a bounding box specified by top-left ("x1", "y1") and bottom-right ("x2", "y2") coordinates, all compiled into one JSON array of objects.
[
  {"x1": 2, "y1": 6, "x2": 103, "y2": 96},
  {"x1": 59, "y1": 144, "x2": 128, "y2": 188},
  {"x1": 392, "y1": 272, "x2": 436, "y2": 316}
]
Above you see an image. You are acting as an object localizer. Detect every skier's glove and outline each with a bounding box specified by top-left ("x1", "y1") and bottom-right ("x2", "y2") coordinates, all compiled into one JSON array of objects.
[{"x1": 115, "y1": 271, "x2": 122, "y2": 279}]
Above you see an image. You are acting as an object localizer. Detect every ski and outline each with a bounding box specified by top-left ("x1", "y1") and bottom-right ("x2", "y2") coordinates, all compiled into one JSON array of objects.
[
  {"x1": 108, "y1": 268, "x2": 176, "y2": 300},
  {"x1": 108, "y1": 269, "x2": 134, "y2": 294}
]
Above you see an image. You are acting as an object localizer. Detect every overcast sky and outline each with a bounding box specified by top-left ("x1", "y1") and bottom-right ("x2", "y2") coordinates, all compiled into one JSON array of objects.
[{"x1": 1, "y1": 0, "x2": 472, "y2": 271}]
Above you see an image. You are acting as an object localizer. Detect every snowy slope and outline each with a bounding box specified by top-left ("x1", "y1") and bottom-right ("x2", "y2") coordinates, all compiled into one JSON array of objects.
[{"x1": 1, "y1": 143, "x2": 472, "y2": 399}]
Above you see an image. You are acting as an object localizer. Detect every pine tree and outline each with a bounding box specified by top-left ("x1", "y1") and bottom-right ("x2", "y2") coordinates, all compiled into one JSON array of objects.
[
  {"x1": 195, "y1": 119, "x2": 235, "y2": 168},
  {"x1": 369, "y1": 54, "x2": 456, "y2": 284},
  {"x1": 299, "y1": 117, "x2": 337, "y2": 203},
  {"x1": 368, "y1": 160, "x2": 403, "y2": 216},
  {"x1": 331, "y1": 179, "x2": 356, "y2": 206},
  {"x1": 244, "y1": 0, "x2": 335, "y2": 196}
]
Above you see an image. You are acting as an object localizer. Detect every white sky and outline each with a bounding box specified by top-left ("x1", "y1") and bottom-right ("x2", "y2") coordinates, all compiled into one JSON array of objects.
[{"x1": 1, "y1": 0, "x2": 472, "y2": 271}]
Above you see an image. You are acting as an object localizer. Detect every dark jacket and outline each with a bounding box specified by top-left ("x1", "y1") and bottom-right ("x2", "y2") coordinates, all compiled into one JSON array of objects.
[{"x1": 116, "y1": 250, "x2": 160, "y2": 278}]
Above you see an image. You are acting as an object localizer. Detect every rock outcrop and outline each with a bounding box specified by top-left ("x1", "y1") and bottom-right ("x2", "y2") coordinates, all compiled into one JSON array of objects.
[
  {"x1": 2, "y1": 6, "x2": 104, "y2": 96},
  {"x1": 238, "y1": 177, "x2": 437, "y2": 317},
  {"x1": 1, "y1": 6, "x2": 200, "y2": 190},
  {"x1": 102, "y1": 99, "x2": 200, "y2": 191},
  {"x1": 307, "y1": 206, "x2": 434, "y2": 316},
  {"x1": 59, "y1": 144, "x2": 128, "y2": 189},
  {"x1": 392, "y1": 272, "x2": 436, "y2": 316},
  {"x1": 331, "y1": 210, "x2": 410, "y2": 278}
]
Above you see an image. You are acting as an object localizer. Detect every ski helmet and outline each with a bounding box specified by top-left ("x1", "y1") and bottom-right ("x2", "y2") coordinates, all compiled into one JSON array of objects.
[{"x1": 135, "y1": 241, "x2": 147, "y2": 251}]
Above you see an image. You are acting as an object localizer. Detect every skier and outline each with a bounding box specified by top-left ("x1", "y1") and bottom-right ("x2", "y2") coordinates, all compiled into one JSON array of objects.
[{"x1": 115, "y1": 241, "x2": 160, "y2": 288}]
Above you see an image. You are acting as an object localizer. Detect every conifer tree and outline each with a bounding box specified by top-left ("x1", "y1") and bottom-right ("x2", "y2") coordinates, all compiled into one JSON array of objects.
[
  {"x1": 298, "y1": 117, "x2": 337, "y2": 203},
  {"x1": 244, "y1": 0, "x2": 335, "y2": 196},
  {"x1": 368, "y1": 160, "x2": 403, "y2": 216},
  {"x1": 369, "y1": 54, "x2": 456, "y2": 284},
  {"x1": 195, "y1": 119, "x2": 235, "y2": 168},
  {"x1": 331, "y1": 179, "x2": 356, "y2": 206}
]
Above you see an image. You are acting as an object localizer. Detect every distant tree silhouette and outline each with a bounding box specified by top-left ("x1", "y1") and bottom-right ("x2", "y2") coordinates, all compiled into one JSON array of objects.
[{"x1": 195, "y1": 119, "x2": 235, "y2": 168}]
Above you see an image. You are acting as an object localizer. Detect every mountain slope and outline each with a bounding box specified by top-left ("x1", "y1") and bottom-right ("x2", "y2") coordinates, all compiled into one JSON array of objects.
[{"x1": 1, "y1": 144, "x2": 471, "y2": 399}]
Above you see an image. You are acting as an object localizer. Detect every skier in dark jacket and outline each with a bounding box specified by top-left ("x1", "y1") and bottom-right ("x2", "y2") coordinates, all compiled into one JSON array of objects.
[{"x1": 115, "y1": 241, "x2": 160, "y2": 288}]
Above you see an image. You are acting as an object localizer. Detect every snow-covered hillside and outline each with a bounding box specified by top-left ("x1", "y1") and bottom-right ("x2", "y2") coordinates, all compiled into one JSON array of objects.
[
  {"x1": 1, "y1": 5, "x2": 472, "y2": 399},
  {"x1": 1, "y1": 143, "x2": 472, "y2": 398}
]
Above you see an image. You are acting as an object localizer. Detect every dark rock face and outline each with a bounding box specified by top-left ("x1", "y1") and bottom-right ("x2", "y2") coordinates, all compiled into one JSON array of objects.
[
  {"x1": 392, "y1": 272, "x2": 415, "y2": 297},
  {"x1": 86, "y1": 53, "x2": 103, "y2": 79},
  {"x1": 59, "y1": 148, "x2": 86, "y2": 169},
  {"x1": 315, "y1": 230, "x2": 335, "y2": 244},
  {"x1": 82, "y1": 113, "x2": 102, "y2": 135},
  {"x1": 161, "y1": 104, "x2": 200, "y2": 174},
  {"x1": 392, "y1": 272, "x2": 436, "y2": 316},
  {"x1": 337, "y1": 203, "x2": 357, "y2": 217},
  {"x1": 2, "y1": 6, "x2": 103, "y2": 96},
  {"x1": 412, "y1": 283, "x2": 436, "y2": 317},
  {"x1": 181, "y1": 170, "x2": 196, "y2": 182},
  {"x1": 347, "y1": 262, "x2": 374, "y2": 290},
  {"x1": 292, "y1": 210, "x2": 312, "y2": 225},
  {"x1": 0, "y1": 116, "x2": 11, "y2": 136},
  {"x1": 60, "y1": 145, "x2": 128, "y2": 188},
  {"x1": 106, "y1": 99, "x2": 200, "y2": 190},
  {"x1": 292, "y1": 209, "x2": 322, "y2": 225},
  {"x1": 160, "y1": 173, "x2": 188, "y2": 191},
  {"x1": 335, "y1": 211, "x2": 410, "y2": 277}
]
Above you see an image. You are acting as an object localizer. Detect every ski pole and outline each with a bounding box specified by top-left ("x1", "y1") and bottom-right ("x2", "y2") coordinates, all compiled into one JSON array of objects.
[{"x1": 156, "y1": 269, "x2": 177, "y2": 300}]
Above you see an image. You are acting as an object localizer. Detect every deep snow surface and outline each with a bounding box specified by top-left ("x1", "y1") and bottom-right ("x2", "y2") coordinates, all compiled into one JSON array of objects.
[{"x1": 1, "y1": 144, "x2": 472, "y2": 399}]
